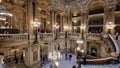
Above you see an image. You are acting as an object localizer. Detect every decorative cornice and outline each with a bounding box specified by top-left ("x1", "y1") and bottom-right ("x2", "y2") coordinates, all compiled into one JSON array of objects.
[
  {"x1": 47, "y1": 5, "x2": 58, "y2": 12},
  {"x1": 3, "y1": 2, "x2": 27, "y2": 13},
  {"x1": 105, "y1": 2, "x2": 117, "y2": 9}
]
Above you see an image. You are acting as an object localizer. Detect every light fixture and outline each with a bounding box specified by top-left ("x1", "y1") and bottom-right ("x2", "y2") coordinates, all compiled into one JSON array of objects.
[
  {"x1": 0, "y1": 0, "x2": 1, "y2": 3},
  {"x1": 32, "y1": 21, "x2": 40, "y2": 27},
  {"x1": 81, "y1": 49, "x2": 84, "y2": 53},
  {"x1": 56, "y1": 24, "x2": 60, "y2": 29},
  {"x1": 77, "y1": 46, "x2": 80, "y2": 51},
  {"x1": 55, "y1": 61, "x2": 59, "y2": 67},
  {"x1": 5, "y1": 21, "x2": 8, "y2": 24},
  {"x1": 74, "y1": 20, "x2": 77, "y2": 23},
  {"x1": 48, "y1": 50, "x2": 61, "y2": 61},
  {"x1": 48, "y1": 50, "x2": 61, "y2": 68},
  {"x1": 0, "y1": 0, "x2": 13, "y2": 17},
  {"x1": 76, "y1": 40, "x2": 83, "y2": 44},
  {"x1": 106, "y1": 22, "x2": 115, "y2": 29},
  {"x1": 47, "y1": 21, "x2": 50, "y2": 24},
  {"x1": 80, "y1": 24, "x2": 86, "y2": 30}
]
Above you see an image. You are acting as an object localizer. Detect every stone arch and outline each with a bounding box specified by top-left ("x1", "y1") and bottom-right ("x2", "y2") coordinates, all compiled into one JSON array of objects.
[
  {"x1": 68, "y1": 2, "x2": 82, "y2": 13},
  {"x1": 69, "y1": 2, "x2": 82, "y2": 13},
  {"x1": 105, "y1": 0, "x2": 116, "y2": 4},
  {"x1": 88, "y1": 0, "x2": 105, "y2": 33},
  {"x1": 114, "y1": 0, "x2": 120, "y2": 33},
  {"x1": 116, "y1": 0, "x2": 120, "y2": 11},
  {"x1": 88, "y1": 0, "x2": 105, "y2": 11},
  {"x1": 87, "y1": 0, "x2": 105, "y2": 9}
]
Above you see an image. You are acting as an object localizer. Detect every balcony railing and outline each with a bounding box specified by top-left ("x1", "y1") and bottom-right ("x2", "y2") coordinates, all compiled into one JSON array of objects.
[
  {"x1": 39, "y1": 33, "x2": 54, "y2": 40},
  {"x1": 39, "y1": 32, "x2": 80, "y2": 40},
  {"x1": 0, "y1": 33, "x2": 28, "y2": 40}
]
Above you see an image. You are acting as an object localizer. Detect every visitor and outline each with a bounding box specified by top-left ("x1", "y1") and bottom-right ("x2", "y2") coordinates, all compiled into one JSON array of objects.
[
  {"x1": 15, "y1": 57, "x2": 18, "y2": 64},
  {"x1": 83, "y1": 56, "x2": 87, "y2": 65},
  {"x1": 57, "y1": 44, "x2": 60, "y2": 51},
  {"x1": 50, "y1": 64, "x2": 52, "y2": 68},
  {"x1": 65, "y1": 53, "x2": 68, "y2": 60},
  {"x1": 69, "y1": 54, "x2": 72, "y2": 61},
  {"x1": 115, "y1": 32, "x2": 119, "y2": 40},
  {"x1": 78, "y1": 63, "x2": 81, "y2": 68},
  {"x1": 72, "y1": 65, "x2": 76, "y2": 68},
  {"x1": 20, "y1": 55, "x2": 24, "y2": 63},
  {"x1": 96, "y1": 31, "x2": 98, "y2": 35},
  {"x1": 0, "y1": 59, "x2": 8, "y2": 68}
]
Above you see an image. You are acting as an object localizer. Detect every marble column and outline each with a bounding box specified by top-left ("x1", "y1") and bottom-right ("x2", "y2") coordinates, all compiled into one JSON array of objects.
[
  {"x1": 60, "y1": 14, "x2": 63, "y2": 32},
  {"x1": 27, "y1": 0, "x2": 33, "y2": 39},
  {"x1": 62, "y1": 14, "x2": 70, "y2": 32},
  {"x1": 104, "y1": 4, "x2": 116, "y2": 34},
  {"x1": 62, "y1": 16, "x2": 66, "y2": 31},
  {"x1": 50, "y1": 10, "x2": 57, "y2": 33},
  {"x1": 80, "y1": 9, "x2": 89, "y2": 55},
  {"x1": 67, "y1": 13, "x2": 72, "y2": 33},
  {"x1": 69, "y1": 13, "x2": 72, "y2": 33}
]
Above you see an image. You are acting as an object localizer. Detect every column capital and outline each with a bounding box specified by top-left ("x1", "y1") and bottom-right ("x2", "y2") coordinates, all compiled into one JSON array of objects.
[
  {"x1": 80, "y1": 8, "x2": 89, "y2": 14},
  {"x1": 105, "y1": 2, "x2": 117, "y2": 9},
  {"x1": 47, "y1": 5, "x2": 58, "y2": 12},
  {"x1": 60, "y1": 11, "x2": 70, "y2": 16}
]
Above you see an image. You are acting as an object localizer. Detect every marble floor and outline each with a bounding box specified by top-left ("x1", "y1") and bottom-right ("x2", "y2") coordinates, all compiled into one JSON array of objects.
[{"x1": 42, "y1": 53, "x2": 78, "y2": 68}]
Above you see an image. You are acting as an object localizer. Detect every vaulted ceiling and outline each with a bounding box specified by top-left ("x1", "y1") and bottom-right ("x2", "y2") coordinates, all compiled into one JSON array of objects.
[
  {"x1": 37, "y1": 0, "x2": 117, "y2": 14},
  {"x1": 3, "y1": 0, "x2": 119, "y2": 14}
]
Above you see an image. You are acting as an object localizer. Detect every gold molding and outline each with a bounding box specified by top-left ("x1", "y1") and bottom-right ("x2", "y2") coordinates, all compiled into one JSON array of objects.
[{"x1": 3, "y1": 3, "x2": 27, "y2": 13}]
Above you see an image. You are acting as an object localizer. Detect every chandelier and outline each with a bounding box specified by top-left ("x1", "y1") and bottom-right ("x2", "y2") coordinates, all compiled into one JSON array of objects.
[
  {"x1": 48, "y1": 50, "x2": 61, "y2": 67},
  {"x1": 48, "y1": 50, "x2": 61, "y2": 61},
  {"x1": 0, "y1": 0, "x2": 13, "y2": 17}
]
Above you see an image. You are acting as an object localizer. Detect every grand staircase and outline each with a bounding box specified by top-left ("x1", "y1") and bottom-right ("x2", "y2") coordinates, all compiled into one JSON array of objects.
[
  {"x1": 81, "y1": 64, "x2": 119, "y2": 68},
  {"x1": 7, "y1": 62, "x2": 28, "y2": 68}
]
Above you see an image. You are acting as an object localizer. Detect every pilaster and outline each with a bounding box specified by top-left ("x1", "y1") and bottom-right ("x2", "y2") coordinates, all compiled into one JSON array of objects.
[
  {"x1": 104, "y1": 3, "x2": 116, "y2": 34},
  {"x1": 60, "y1": 14, "x2": 63, "y2": 32},
  {"x1": 27, "y1": 0, "x2": 33, "y2": 40},
  {"x1": 80, "y1": 9, "x2": 89, "y2": 55},
  {"x1": 49, "y1": 9, "x2": 57, "y2": 33}
]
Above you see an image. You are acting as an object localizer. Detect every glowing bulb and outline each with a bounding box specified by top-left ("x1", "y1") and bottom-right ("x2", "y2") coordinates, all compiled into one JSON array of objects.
[
  {"x1": 77, "y1": 46, "x2": 80, "y2": 51},
  {"x1": 0, "y1": 0, "x2": 2, "y2": 3}
]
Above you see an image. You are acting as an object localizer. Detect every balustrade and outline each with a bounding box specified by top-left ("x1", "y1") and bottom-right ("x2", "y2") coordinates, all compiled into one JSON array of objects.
[
  {"x1": 39, "y1": 33, "x2": 54, "y2": 40},
  {"x1": 0, "y1": 33, "x2": 28, "y2": 40},
  {"x1": 78, "y1": 57, "x2": 113, "y2": 64},
  {"x1": 39, "y1": 33, "x2": 80, "y2": 40},
  {"x1": 60, "y1": 33, "x2": 80, "y2": 38}
]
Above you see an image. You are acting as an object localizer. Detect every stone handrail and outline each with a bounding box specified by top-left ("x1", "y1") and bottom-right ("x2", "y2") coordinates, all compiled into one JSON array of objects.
[
  {"x1": 87, "y1": 33, "x2": 102, "y2": 36},
  {"x1": 59, "y1": 33, "x2": 80, "y2": 38},
  {"x1": 108, "y1": 35, "x2": 119, "y2": 59},
  {"x1": 86, "y1": 57, "x2": 112, "y2": 61},
  {"x1": 109, "y1": 35, "x2": 119, "y2": 54},
  {"x1": 39, "y1": 33, "x2": 80, "y2": 39},
  {"x1": 0, "y1": 33, "x2": 28, "y2": 40},
  {"x1": 39, "y1": 33, "x2": 54, "y2": 39},
  {"x1": 79, "y1": 57, "x2": 113, "y2": 64}
]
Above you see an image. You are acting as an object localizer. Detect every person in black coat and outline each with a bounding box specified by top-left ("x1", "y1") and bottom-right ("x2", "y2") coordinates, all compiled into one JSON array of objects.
[
  {"x1": 20, "y1": 55, "x2": 24, "y2": 63},
  {"x1": 69, "y1": 54, "x2": 72, "y2": 61},
  {"x1": 15, "y1": 57, "x2": 18, "y2": 64},
  {"x1": 82, "y1": 56, "x2": 87, "y2": 65},
  {"x1": 72, "y1": 65, "x2": 76, "y2": 68}
]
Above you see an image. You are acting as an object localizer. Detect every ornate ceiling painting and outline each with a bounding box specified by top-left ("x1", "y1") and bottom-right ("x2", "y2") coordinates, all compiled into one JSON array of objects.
[
  {"x1": 4, "y1": 0, "x2": 118, "y2": 16},
  {"x1": 1, "y1": 0, "x2": 119, "y2": 29}
]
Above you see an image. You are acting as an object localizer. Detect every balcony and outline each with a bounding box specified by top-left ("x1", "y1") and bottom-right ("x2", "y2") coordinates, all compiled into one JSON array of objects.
[
  {"x1": 0, "y1": 33, "x2": 28, "y2": 47},
  {"x1": 39, "y1": 33, "x2": 54, "y2": 40}
]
